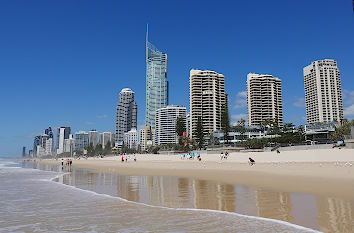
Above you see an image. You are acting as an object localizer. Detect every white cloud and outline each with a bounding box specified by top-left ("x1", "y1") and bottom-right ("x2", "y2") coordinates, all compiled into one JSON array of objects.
[
  {"x1": 233, "y1": 91, "x2": 247, "y2": 109},
  {"x1": 343, "y1": 90, "x2": 354, "y2": 105},
  {"x1": 344, "y1": 104, "x2": 354, "y2": 117},
  {"x1": 231, "y1": 113, "x2": 248, "y2": 126},
  {"x1": 96, "y1": 114, "x2": 107, "y2": 119},
  {"x1": 293, "y1": 97, "x2": 305, "y2": 108}
]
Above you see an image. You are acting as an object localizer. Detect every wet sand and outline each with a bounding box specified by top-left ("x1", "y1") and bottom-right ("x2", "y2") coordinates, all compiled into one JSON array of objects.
[
  {"x1": 33, "y1": 151, "x2": 354, "y2": 233},
  {"x1": 41, "y1": 148, "x2": 354, "y2": 199}
]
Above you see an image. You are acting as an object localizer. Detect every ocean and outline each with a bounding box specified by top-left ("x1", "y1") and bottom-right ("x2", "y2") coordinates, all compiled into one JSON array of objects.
[{"x1": 0, "y1": 158, "x2": 342, "y2": 232}]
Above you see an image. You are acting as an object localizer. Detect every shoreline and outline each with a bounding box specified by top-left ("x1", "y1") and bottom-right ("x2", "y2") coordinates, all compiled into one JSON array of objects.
[{"x1": 38, "y1": 148, "x2": 354, "y2": 199}]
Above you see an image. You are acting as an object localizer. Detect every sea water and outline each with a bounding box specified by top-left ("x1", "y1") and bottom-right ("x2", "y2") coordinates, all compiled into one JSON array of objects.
[{"x1": 0, "y1": 158, "x2": 322, "y2": 232}]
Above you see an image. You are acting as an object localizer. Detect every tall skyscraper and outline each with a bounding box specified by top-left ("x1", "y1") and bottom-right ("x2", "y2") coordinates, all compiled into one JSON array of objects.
[
  {"x1": 247, "y1": 73, "x2": 283, "y2": 126},
  {"x1": 145, "y1": 28, "x2": 168, "y2": 129},
  {"x1": 116, "y1": 88, "x2": 137, "y2": 144},
  {"x1": 22, "y1": 146, "x2": 26, "y2": 157},
  {"x1": 88, "y1": 129, "x2": 98, "y2": 147},
  {"x1": 303, "y1": 59, "x2": 343, "y2": 124},
  {"x1": 155, "y1": 105, "x2": 186, "y2": 145},
  {"x1": 189, "y1": 69, "x2": 227, "y2": 139},
  {"x1": 56, "y1": 127, "x2": 71, "y2": 154}
]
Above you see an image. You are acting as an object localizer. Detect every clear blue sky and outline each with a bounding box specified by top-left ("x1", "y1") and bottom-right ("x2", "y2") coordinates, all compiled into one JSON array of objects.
[{"x1": 1, "y1": 0, "x2": 353, "y2": 157}]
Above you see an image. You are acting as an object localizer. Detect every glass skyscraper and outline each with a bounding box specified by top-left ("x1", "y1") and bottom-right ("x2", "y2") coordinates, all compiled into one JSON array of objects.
[{"x1": 145, "y1": 29, "x2": 168, "y2": 129}]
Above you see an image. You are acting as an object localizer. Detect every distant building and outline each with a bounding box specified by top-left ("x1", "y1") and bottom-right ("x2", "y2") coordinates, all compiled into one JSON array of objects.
[
  {"x1": 124, "y1": 128, "x2": 139, "y2": 149},
  {"x1": 45, "y1": 127, "x2": 54, "y2": 139},
  {"x1": 36, "y1": 134, "x2": 53, "y2": 157},
  {"x1": 304, "y1": 123, "x2": 336, "y2": 143},
  {"x1": 247, "y1": 73, "x2": 283, "y2": 127},
  {"x1": 88, "y1": 130, "x2": 98, "y2": 147},
  {"x1": 28, "y1": 150, "x2": 33, "y2": 157},
  {"x1": 116, "y1": 88, "x2": 137, "y2": 145},
  {"x1": 44, "y1": 127, "x2": 54, "y2": 154},
  {"x1": 56, "y1": 127, "x2": 71, "y2": 154},
  {"x1": 155, "y1": 105, "x2": 186, "y2": 145},
  {"x1": 22, "y1": 147, "x2": 26, "y2": 157},
  {"x1": 189, "y1": 69, "x2": 227, "y2": 139},
  {"x1": 64, "y1": 134, "x2": 75, "y2": 154},
  {"x1": 145, "y1": 29, "x2": 168, "y2": 129},
  {"x1": 74, "y1": 131, "x2": 89, "y2": 152},
  {"x1": 211, "y1": 127, "x2": 267, "y2": 144},
  {"x1": 33, "y1": 135, "x2": 40, "y2": 157},
  {"x1": 139, "y1": 126, "x2": 153, "y2": 151},
  {"x1": 186, "y1": 113, "x2": 190, "y2": 137},
  {"x1": 303, "y1": 59, "x2": 343, "y2": 124},
  {"x1": 99, "y1": 132, "x2": 114, "y2": 149}
]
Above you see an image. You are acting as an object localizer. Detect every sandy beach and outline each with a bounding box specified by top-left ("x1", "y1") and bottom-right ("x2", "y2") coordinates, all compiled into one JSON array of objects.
[{"x1": 40, "y1": 148, "x2": 354, "y2": 199}]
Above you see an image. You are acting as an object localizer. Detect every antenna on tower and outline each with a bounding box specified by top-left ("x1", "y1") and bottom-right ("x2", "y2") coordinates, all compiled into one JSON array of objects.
[{"x1": 146, "y1": 24, "x2": 149, "y2": 44}]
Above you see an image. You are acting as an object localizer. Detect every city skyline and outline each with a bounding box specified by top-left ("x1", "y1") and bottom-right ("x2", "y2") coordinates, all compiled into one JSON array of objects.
[{"x1": 1, "y1": 0, "x2": 354, "y2": 156}]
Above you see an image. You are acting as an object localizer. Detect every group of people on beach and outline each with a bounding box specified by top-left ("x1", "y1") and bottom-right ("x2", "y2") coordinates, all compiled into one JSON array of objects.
[
  {"x1": 60, "y1": 158, "x2": 73, "y2": 171},
  {"x1": 121, "y1": 154, "x2": 137, "y2": 162},
  {"x1": 220, "y1": 151, "x2": 256, "y2": 166},
  {"x1": 180, "y1": 153, "x2": 202, "y2": 161},
  {"x1": 219, "y1": 151, "x2": 229, "y2": 160}
]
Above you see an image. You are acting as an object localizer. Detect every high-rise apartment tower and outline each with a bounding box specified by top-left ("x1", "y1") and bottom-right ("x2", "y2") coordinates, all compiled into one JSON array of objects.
[
  {"x1": 189, "y1": 69, "x2": 227, "y2": 139},
  {"x1": 303, "y1": 59, "x2": 343, "y2": 124},
  {"x1": 247, "y1": 73, "x2": 283, "y2": 126},
  {"x1": 116, "y1": 88, "x2": 137, "y2": 144}
]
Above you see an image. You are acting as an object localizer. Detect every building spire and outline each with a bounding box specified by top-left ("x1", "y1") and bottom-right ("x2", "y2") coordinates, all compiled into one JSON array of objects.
[
  {"x1": 146, "y1": 24, "x2": 149, "y2": 44},
  {"x1": 146, "y1": 23, "x2": 149, "y2": 60}
]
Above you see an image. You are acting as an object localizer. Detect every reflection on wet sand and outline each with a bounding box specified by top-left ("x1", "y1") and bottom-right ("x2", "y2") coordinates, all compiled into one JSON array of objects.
[
  {"x1": 193, "y1": 180, "x2": 235, "y2": 212},
  {"x1": 255, "y1": 189, "x2": 293, "y2": 223},
  {"x1": 32, "y1": 162, "x2": 354, "y2": 232},
  {"x1": 317, "y1": 196, "x2": 354, "y2": 233}
]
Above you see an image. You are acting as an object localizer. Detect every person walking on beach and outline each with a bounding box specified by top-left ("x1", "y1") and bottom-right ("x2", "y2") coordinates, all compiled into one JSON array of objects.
[
  {"x1": 249, "y1": 157, "x2": 255, "y2": 166},
  {"x1": 220, "y1": 152, "x2": 224, "y2": 160},
  {"x1": 61, "y1": 158, "x2": 64, "y2": 166},
  {"x1": 134, "y1": 154, "x2": 137, "y2": 162},
  {"x1": 121, "y1": 155, "x2": 124, "y2": 162}
]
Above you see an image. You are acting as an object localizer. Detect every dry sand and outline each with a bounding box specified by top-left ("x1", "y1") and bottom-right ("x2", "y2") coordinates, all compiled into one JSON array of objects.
[{"x1": 40, "y1": 148, "x2": 354, "y2": 199}]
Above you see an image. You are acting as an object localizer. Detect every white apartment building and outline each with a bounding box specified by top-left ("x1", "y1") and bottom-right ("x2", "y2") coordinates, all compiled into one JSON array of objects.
[
  {"x1": 36, "y1": 134, "x2": 53, "y2": 157},
  {"x1": 186, "y1": 113, "x2": 190, "y2": 137},
  {"x1": 247, "y1": 73, "x2": 283, "y2": 126},
  {"x1": 124, "y1": 128, "x2": 139, "y2": 149},
  {"x1": 64, "y1": 134, "x2": 75, "y2": 153},
  {"x1": 303, "y1": 59, "x2": 343, "y2": 124},
  {"x1": 56, "y1": 127, "x2": 70, "y2": 155},
  {"x1": 45, "y1": 138, "x2": 53, "y2": 156},
  {"x1": 155, "y1": 105, "x2": 186, "y2": 145},
  {"x1": 189, "y1": 69, "x2": 227, "y2": 139},
  {"x1": 116, "y1": 88, "x2": 137, "y2": 144},
  {"x1": 99, "y1": 132, "x2": 115, "y2": 149}
]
